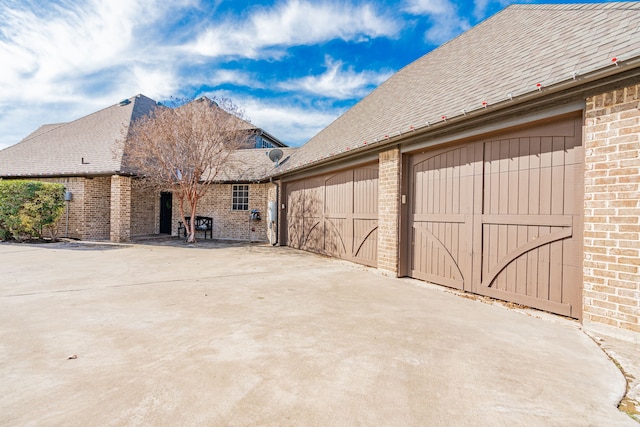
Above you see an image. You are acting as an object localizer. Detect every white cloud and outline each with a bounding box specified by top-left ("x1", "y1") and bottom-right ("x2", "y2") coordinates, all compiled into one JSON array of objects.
[
  {"x1": 0, "y1": 0, "x2": 196, "y2": 148},
  {"x1": 209, "y1": 70, "x2": 263, "y2": 89},
  {"x1": 129, "y1": 66, "x2": 181, "y2": 100},
  {"x1": 473, "y1": 0, "x2": 517, "y2": 20},
  {"x1": 279, "y1": 57, "x2": 392, "y2": 99},
  {"x1": 473, "y1": 0, "x2": 491, "y2": 19},
  {"x1": 200, "y1": 89, "x2": 342, "y2": 146},
  {"x1": 0, "y1": 0, "x2": 201, "y2": 99},
  {"x1": 187, "y1": 0, "x2": 401, "y2": 59},
  {"x1": 403, "y1": 0, "x2": 470, "y2": 45},
  {"x1": 404, "y1": 0, "x2": 454, "y2": 15},
  {"x1": 244, "y1": 99, "x2": 341, "y2": 146}
]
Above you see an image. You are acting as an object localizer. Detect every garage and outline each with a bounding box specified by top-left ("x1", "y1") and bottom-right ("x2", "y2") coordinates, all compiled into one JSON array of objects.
[
  {"x1": 406, "y1": 114, "x2": 584, "y2": 318},
  {"x1": 285, "y1": 164, "x2": 379, "y2": 267}
]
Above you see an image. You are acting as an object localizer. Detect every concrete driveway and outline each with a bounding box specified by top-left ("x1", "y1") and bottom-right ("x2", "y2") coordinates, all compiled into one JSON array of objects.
[{"x1": 0, "y1": 240, "x2": 634, "y2": 426}]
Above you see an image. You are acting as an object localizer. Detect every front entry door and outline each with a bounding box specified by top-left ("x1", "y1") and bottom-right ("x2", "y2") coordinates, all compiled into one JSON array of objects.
[{"x1": 159, "y1": 192, "x2": 172, "y2": 234}]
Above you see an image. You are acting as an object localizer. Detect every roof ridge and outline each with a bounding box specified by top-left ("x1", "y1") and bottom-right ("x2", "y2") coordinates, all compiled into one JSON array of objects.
[
  {"x1": 18, "y1": 122, "x2": 68, "y2": 144},
  {"x1": 16, "y1": 94, "x2": 157, "y2": 146},
  {"x1": 115, "y1": 95, "x2": 160, "y2": 173},
  {"x1": 507, "y1": 2, "x2": 640, "y2": 10}
]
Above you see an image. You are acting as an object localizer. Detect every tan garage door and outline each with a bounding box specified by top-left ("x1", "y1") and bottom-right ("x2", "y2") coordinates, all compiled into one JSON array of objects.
[
  {"x1": 285, "y1": 165, "x2": 378, "y2": 267},
  {"x1": 408, "y1": 114, "x2": 583, "y2": 318}
]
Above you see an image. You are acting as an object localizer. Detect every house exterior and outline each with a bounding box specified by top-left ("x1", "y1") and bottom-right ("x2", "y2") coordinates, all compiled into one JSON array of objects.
[
  {"x1": 0, "y1": 94, "x2": 289, "y2": 243},
  {"x1": 175, "y1": 147, "x2": 295, "y2": 244},
  {"x1": 1, "y1": 3, "x2": 638, "y2": 340},
  {"x1": 271, "y1": 3, "x2": 640, "y2": 341}
]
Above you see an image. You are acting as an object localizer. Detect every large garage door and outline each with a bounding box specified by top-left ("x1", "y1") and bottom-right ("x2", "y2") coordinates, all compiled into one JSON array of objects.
[
  {"x1": 285, "y1": 165, "x2": 378, "y2": 267},
  {"x1": 408, "y1": 114, "x2": 583, "y2": 317}
]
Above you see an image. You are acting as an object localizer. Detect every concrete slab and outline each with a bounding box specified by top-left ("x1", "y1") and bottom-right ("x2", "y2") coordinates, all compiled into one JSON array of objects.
[
  {"x1": 0, "y1": 241, "x2": 635, "y2": 426},
  {"x1": 588, "y1": 332, "x2": 640, "y2": 423}
]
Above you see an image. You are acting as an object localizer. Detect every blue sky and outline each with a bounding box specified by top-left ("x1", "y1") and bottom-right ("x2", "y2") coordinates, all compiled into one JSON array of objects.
[{"x1": 0, "y1": 0, "x2": 626, "y2": 150}]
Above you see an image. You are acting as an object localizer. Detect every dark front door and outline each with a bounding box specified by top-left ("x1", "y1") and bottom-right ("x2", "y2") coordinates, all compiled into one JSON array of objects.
[{"x1": 159, "y1": 192, "x2": 172, "y2": 234}]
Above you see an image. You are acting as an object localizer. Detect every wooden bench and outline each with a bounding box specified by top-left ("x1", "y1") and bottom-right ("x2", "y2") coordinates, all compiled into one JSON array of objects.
[{"x1": 177, "y1": 216, "x2": 213, "y2": 239}]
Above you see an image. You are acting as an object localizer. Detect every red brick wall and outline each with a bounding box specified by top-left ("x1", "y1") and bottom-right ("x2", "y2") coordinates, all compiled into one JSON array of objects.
[{"x1": 583, "y1": 84, "x2": 640, "y2": 338}]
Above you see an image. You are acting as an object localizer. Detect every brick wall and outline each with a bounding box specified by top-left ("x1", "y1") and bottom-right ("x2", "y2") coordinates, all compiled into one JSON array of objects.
[
  {"x1": 85, "y1": 177, "x2": 111, "y2": 240},
  {"x1": 131, "y1": 179, "x2": 158, "y2": 237},
  {"x1": 583, "y1": 84, "x2": 640, "y2": 339},
  {"x1": 110, "y1": 175, "x2": 131, "y2": 242},
  {"x1": 36, "y1": 177, "x2": 84, "y2": 239},
  {"x1": 378, "y1": 148, "x2": 401, "y2": 273},
  {"x1": 172, "y1": 183, "x2": 271, "y2": 241},
  {"x1": 35, "y1": 176, "x2": 111, "y2": 240}
]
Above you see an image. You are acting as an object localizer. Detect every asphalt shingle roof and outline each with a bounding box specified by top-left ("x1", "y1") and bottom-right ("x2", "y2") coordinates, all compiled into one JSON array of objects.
[
  {"x1": 217, "y1": 148, "x2": 297, "y2": 182},
  {"x1": 3, "y1": 3, "x2": 638, "y2": 180},
  {"x1": 0, "y1": 95, "x2": 288, "y2": 181},
  {"x1": 281, "y1": 2, "x2": 640, "y2": 172},
  {"x1": 0, "y1": 94, "x2": 158, "y2": 177}
]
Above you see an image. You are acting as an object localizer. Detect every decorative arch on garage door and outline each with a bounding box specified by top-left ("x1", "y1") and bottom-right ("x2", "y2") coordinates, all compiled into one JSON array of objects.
[
  {"x1": 284, "y1": 165, "x2": 378, "y2": 267},
  {"x1": 405, "y1": 113, "x2": 583, "y2": 318}
]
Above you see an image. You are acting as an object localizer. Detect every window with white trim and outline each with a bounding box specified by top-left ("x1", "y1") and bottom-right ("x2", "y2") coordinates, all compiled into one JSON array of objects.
[{"x1": 232, "y1": 185, "x2": 249, "y2": 211}]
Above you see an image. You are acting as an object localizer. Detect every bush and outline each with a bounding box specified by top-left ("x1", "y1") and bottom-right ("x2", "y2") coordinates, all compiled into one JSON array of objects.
[{"x1": 0, "y1": 180, "x2": 66, "y2": 241}]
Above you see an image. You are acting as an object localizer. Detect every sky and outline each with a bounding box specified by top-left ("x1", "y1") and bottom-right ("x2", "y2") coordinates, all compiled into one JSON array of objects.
[{"x1": 0, "y1": 0, "x2": 626, "y2": 150}]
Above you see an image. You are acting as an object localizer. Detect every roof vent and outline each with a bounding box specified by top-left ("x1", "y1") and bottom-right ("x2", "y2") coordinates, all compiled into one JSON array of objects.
[{"x1": 119, "y1": 99, "x2": 131, "y2": 106}]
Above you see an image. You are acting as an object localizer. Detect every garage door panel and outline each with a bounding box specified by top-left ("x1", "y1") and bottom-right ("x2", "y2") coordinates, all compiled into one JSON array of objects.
[
  {"x1": 286, "y1": 165, "x2": 378, "y2": 267},
  {"x1": 562, "y1": 263, "x2": 582, "y2": 312},
  {"x1": 324, "y1": 217, "x2": 347, "y2": 257},
  {"x1": 411, "y1": 220, "x2": 467, "y2": 290},
  {"x1": 305, "y1": 185, "x2": 324, "y2": 218},
  {"x1": 286, "y1": 183, "x2": 305, "y2": 249},
  {"x1": 481, "y1": 225, "x2": 572, "y2": 287},
  {"x1": 354, "y1": 167, "x2": 378, "y2": 214},
  {"x1": 409, "y1": 114, "x2": 583, "y2": 318},
  {"x1": 325, "y1": 171, "x2": 350, "y2": 214},
  {"x1": 353, "y1": 219, "x2": 377, "y2": 267},
  {"x1": 479, "y1": 286, "x2": 573, "y2": 317},
  {"x1": 302, "y1": 218, "x2": 323, "y2": 252},
  {"x1": 481, "y1": 226, "x2": 576, "y2": 314},
  {"x1": 410, "y1": 145, "x2": 474, "y2": 290}
]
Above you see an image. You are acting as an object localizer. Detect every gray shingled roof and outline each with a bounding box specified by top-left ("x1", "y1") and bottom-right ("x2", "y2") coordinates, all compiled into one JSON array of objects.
[
  {"x1": 216, "y1": 147, "x2": 297, "y2": 182},
  {"x1": 0, "y1": 94, "x2": 158, "y2": 177},
  {"x1": 0, "y1": 95, "x2": 288, "y2": 180},
  {"x1": 281, "y1": 2, "x2": 640, "y2": 172}
]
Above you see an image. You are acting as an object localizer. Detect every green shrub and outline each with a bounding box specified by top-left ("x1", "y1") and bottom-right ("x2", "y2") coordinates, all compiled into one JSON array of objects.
[{"x1": 0, "y1": 180, "x2": 65, "y2": 241}]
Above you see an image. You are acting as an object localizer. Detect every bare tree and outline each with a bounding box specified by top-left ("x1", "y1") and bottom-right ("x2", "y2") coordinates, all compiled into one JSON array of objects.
[{"x1": 123, "y1": 97, "x2": 252, "y2": 242}]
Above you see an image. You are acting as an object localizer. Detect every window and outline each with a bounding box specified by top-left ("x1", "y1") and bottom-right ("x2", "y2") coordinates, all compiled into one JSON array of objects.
[
  {"x1": 232, "y1": 185, "x2": 249, "y2": 211},
  {"x1": 255, "y1": 135, "x2": 273, "y2": 149}
]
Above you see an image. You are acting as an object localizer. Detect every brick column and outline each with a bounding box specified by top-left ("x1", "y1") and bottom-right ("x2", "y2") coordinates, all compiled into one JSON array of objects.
[
  {"x1": 110, "y1": 175, "x2": 132, "y2": 242},
  {"x1": 378, "y1": 148, "x2": 401, "y2": 274},
  {"x1": 583, "y1": 84, "x2": 640, "y2": 340}
]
